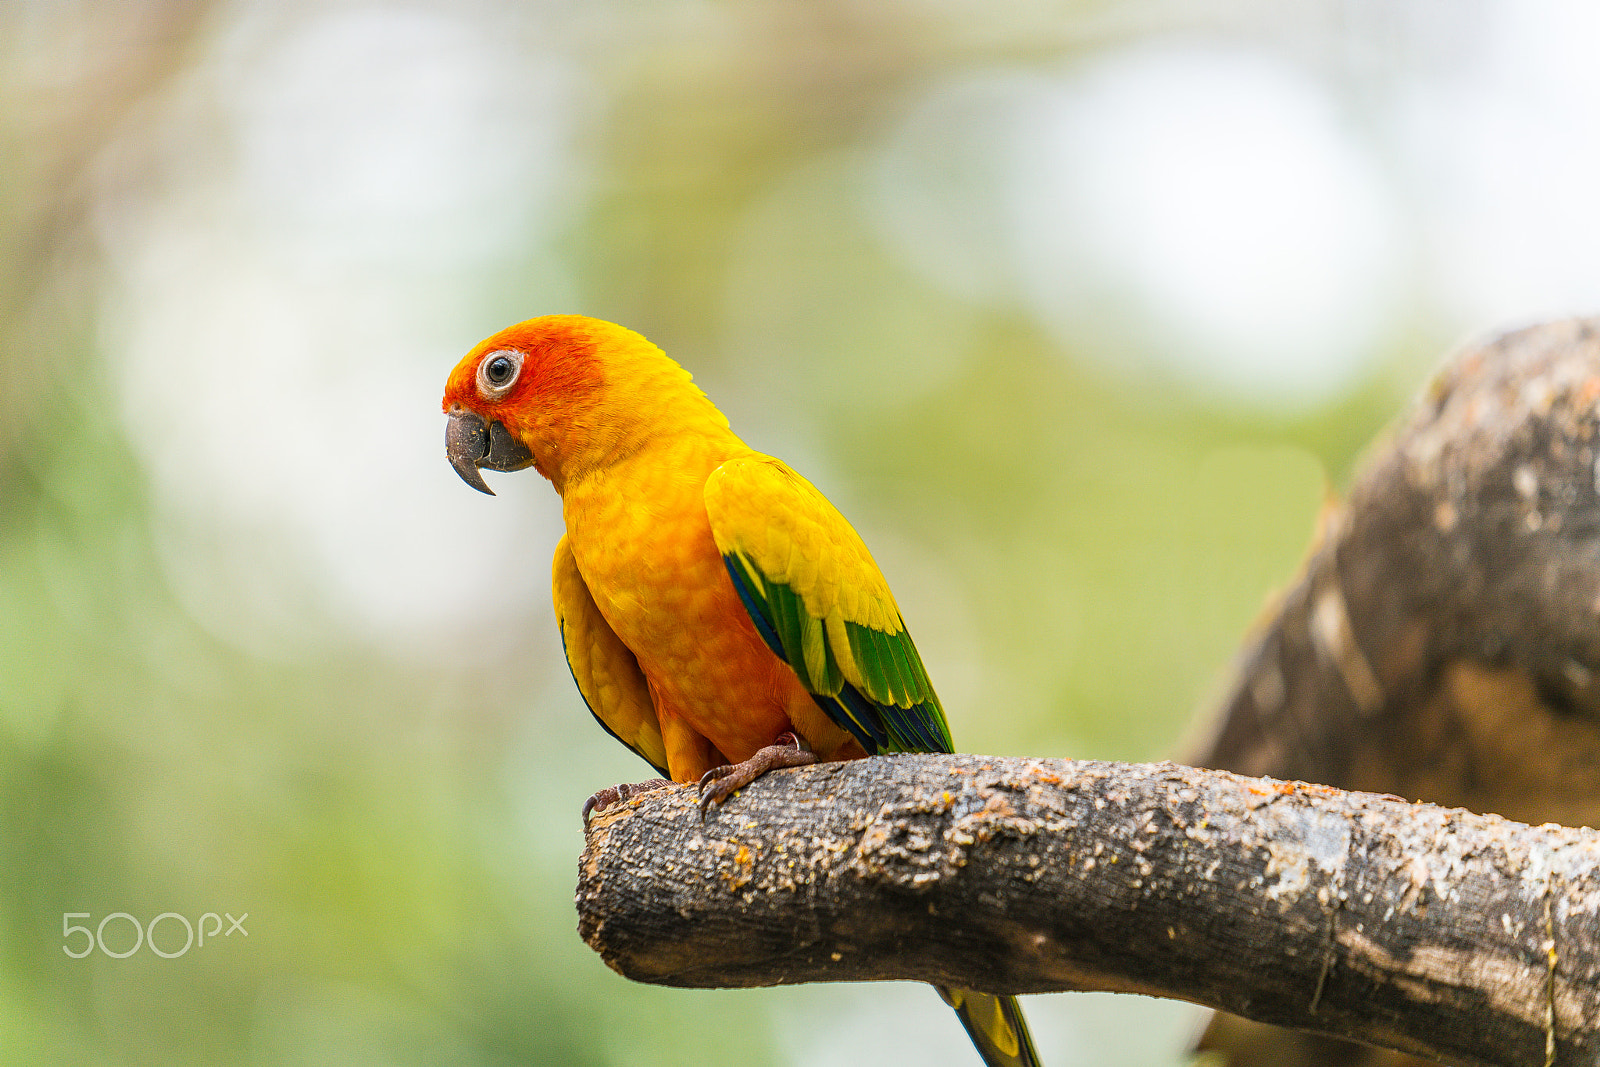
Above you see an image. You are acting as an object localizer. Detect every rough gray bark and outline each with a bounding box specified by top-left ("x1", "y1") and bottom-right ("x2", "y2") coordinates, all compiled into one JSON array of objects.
[
  {"x1": 1194, "y1": 318, "x2": 1600, "y2": 1065},
  {"x1": 1199, "y1": 317, "x2": 1600, "y2": 827},
  {"x1": 578, "y1": 756, "x2": 1600, "y2": 1067}
]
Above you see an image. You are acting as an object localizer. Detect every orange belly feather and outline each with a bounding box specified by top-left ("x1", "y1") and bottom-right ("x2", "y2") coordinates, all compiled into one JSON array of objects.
[{"x1": 559, "y1": 437, "x2": 860, "y2": 782}]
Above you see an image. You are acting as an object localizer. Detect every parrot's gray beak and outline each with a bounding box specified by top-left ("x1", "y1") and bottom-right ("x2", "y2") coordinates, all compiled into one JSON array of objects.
[{"x1": 446, "y1": 406, "x2": 535, "y2": 496}]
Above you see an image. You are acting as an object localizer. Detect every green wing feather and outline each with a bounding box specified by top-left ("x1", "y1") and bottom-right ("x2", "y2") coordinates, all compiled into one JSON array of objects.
[
  {"x1": 706, "y1": 457, "x2": 1040, "y2": 1067},
  {"x1": 552, "y1": 535, "x2": 669, "y2": 776},
  {"x1": 704, "y1": 455, "x2": 953, "y2": 755},
  {"x1": 706, "y1": 456, "x2": 1040, "y2": 1067}
]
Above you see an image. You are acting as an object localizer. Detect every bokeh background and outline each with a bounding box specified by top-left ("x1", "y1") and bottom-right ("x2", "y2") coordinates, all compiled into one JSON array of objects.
[{"x1": 5, "y1": 1, "x2": 1600, "y2": 1063}]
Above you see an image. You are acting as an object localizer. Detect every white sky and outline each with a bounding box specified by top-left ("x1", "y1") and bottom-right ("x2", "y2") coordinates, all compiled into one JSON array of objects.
[
  {"x1": 873, "y1": 4, "x2": 1600, "y2": 405},
  {"x1": 98, "y1": 4, "x2": 581, "y2": 660}
]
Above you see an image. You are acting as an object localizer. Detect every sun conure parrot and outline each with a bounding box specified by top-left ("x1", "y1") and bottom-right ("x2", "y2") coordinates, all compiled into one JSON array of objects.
[{"x1": 442, "y1": 314, "x2": 1042, "y2": 1067}]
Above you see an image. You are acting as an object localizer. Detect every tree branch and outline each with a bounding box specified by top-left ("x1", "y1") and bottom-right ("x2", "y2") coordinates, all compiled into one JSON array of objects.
[
  {"x1": 1191, "y1": 318, "x2": 1600, "y2": 1064},
  {"x1": 578, "y1": 755, "x2": 1600, "y2": 1067},
  {"x1": 576, "y1": 319, "x2": 1600, "y2": 1067}
]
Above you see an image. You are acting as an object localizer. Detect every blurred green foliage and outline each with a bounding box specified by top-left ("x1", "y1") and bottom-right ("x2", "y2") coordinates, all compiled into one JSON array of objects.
[{"x1": 0, "y1": 2, "x2": 1443, "y2": 1065}]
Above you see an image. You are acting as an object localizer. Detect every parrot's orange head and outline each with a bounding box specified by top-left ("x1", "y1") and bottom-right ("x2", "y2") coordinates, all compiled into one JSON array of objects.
[{"x1": 442, "y1": 314, "x2": 721, "y2": 495}]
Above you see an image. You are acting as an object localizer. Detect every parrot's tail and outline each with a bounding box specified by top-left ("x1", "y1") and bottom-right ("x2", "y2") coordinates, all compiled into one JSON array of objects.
[{"x1": 937, "y1": 985, "x2": 1043, "y2": 1067}]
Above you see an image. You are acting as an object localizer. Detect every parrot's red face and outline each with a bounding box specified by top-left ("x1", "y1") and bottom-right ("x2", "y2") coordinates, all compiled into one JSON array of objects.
[
  {"x1": 442, "y1": 349, "x2": 538, "y2": 495},
  {"x1": 441, "y1": 316, "x2": 607, "y2": 494}
]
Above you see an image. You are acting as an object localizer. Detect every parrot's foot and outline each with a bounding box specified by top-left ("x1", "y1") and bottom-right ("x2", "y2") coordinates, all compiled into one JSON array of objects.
[
  {"x1": 583, "y1": 778, "x2": 673, "y2": 825},
  {"x1": 697, "y1": 732, "x2": 817, "y2": 814}
]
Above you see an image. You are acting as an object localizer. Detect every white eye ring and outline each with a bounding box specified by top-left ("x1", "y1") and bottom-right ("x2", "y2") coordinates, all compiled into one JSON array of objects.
[{"x1": 476, "y1": 350, "x2": 523, "y2": 398}]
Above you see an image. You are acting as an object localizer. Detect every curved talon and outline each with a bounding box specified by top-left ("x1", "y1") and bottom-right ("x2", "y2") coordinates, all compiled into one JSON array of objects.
[
  {"x1": 697, "y1": 732, "x2": 817, "y2": 816},
  {"x1": 583, "y1": 778, "x2": 673, "y2": 825}
]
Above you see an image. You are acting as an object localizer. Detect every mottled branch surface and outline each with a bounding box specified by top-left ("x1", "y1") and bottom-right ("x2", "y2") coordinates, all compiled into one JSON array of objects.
[
  {"x1": 1194, "y1": 319, "x2": 1600, "y2": 1064},
  {"x1": 579, "y1": 756, "x2": 1600, "y2": 1067}
]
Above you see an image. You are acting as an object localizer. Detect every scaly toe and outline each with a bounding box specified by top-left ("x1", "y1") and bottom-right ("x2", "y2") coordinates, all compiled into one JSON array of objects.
[
  {"x1": 696, "y1": 733, "x2": 819, "y2": 816},
  {"x1": 583, "y1": 778, "x2": 673, "y2": 825}
]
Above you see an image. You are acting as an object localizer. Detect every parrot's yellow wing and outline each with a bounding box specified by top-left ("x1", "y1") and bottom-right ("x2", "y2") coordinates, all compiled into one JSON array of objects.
[
  {"x1": 707, "y1": 457, "x2": 1040, "y2": 1067},
  {"x1": 553, "y1": 535, "x2": 670, "y2": 776},
  {"x1": 704, "y1": 454, "x2": 953, "y2": 756}
]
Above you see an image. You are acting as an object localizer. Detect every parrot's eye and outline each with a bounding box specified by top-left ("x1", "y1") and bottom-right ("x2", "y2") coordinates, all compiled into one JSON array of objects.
[{"x1": 477, "y1": 350, "x2": 523, "y2": 398}]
